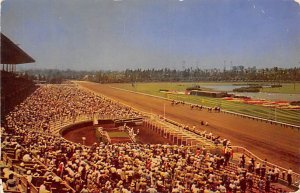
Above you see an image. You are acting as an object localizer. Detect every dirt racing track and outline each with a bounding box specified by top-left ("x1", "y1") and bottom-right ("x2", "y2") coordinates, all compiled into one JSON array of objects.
[{"x1": 76, "y1": 81, "x2": 300, "y2": 173}]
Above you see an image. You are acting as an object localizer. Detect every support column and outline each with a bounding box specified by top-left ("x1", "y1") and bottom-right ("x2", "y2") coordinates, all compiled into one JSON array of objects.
[
  {"x1": 172, "y1": 135, "x2": 175, "y2": 144},
  {"x1": 177, "y1": 136, "x2": 181, "y2": 145},
  {"x1": 182, "y1": 138, "x2": 186, "y2": 146}
]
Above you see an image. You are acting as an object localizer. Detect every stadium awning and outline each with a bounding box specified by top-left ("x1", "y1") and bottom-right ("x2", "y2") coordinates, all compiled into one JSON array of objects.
[{"x1": 1, "y1": 33, "x2": 35, "y2": 64}]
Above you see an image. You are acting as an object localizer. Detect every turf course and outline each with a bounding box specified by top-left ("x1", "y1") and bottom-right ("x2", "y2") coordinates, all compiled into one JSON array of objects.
[
  {"x1": 110, "y1": 82, "x2": 300, "y2": 126},
  {"x1": 260, "y1": 83, "x2": 300, "y2": 94}
]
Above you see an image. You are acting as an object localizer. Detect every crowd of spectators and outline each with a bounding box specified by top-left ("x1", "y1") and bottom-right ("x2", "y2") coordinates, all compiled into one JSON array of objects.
[
  {"x1": 2, "y1": 126, "x2": 289, "y2": 193},
  {"x1": 1, "y1": 71, "x2": 36, "y2": 117},
  {"x1": 5, "y1": 85, "x2": 140, "y2": 134},
  {"x1": 1, "y1": 71, "x2": 34, "y2": 98},
  {"x1": 1, "y1": 84, "x2": 295, "y2": 193}
]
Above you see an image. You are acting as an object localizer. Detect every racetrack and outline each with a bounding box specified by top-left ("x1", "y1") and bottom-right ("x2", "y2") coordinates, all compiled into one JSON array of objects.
[{"x1": 76, "y1": 81, "x2": 300, "y2": 172}]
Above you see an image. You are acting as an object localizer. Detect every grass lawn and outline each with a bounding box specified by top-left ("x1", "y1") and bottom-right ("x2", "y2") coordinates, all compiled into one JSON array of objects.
[
  {"x1": 108, "y1": 131, "x2": 130, "y2": 138},
  {"x1": 260, "y1": 83, "x2": 300, "y2": 94},
  {"x1": 110, "y1": 82, "x2": 300, "y2": 126}
]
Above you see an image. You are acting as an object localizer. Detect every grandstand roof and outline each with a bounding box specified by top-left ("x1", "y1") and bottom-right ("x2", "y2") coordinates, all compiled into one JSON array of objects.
[{"x1": 1, "y1": 33, "x2": 35, "y2": 64}]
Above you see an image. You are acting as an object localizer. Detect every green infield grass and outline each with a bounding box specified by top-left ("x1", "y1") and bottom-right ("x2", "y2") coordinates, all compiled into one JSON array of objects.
[{"x1": 260, "y1": 83, "x2": 300, "y2": 94}]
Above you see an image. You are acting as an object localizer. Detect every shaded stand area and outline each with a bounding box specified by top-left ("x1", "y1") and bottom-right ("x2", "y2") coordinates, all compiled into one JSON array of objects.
[{"x1": 1, "y1": 33, "x2": 36, "y2": 121}]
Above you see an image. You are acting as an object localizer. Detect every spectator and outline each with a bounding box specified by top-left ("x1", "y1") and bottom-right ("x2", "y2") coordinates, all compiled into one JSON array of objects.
[
  {"x1": 39, "y1": 182, "x2": 50, "y2": 193},
  {"x1": 6, "y1": 173, "x2": 18, "y2": 191},
  {"x1": 22, "y1": 153, "x2": 31, "y2": 162},
  {"x1": 287, "y1": 168, "x2": 293, "y2": 186},
  {"x1": 25, "y1": 170, "x2": 32, "y2": 183},
  {"x1": 80, "y1": 185, "x2": 89, "y2": 193}
]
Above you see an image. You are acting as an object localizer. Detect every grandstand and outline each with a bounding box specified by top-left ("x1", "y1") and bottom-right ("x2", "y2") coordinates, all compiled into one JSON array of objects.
[{"x1": 1, "y1": 33, "x2": 36, "y2": 119}]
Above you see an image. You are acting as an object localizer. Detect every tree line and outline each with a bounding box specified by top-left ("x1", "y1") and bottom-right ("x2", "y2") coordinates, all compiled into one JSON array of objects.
[{"x1": 22, "y1": 67, "x2": 300, "y2": 83}]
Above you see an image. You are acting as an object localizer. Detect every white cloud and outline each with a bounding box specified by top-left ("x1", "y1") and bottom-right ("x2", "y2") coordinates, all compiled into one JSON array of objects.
[{"x1": 294, "y1": 0, "x2": 300, "y2": 6}]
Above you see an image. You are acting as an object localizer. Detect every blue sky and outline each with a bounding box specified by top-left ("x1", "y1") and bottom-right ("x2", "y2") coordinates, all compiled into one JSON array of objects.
[{"x1": 1, "y1": 0, "x2": 300, "y2": 70}]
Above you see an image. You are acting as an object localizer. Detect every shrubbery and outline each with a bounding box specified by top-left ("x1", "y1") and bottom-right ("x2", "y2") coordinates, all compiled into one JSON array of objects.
[{"x1": 233, "y1": 86, "x2": 261, "y2": 92}]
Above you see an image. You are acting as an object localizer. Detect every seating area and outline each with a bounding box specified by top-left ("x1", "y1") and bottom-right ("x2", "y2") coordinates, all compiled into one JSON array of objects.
[
  {"x1": 1, "y1": 131, "x2": 75, "y2": 193},
  {"x1": 1, "y1": 84, "x2": 298, "y2": 192},
  {"x1": 1, "y1": 129, "x2": 295, "y2": 192}
]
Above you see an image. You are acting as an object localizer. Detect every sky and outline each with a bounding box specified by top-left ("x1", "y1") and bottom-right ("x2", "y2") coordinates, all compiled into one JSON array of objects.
[{"x1": 1, "y1": 0, "x2": 300, "y2": 70}]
